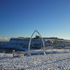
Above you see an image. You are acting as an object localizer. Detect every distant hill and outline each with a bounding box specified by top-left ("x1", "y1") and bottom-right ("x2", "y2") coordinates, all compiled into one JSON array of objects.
[
  {"x1": 43, "y1": 37, "x2": 64, "y2": 40},
  {"x1": 0, "y1": 41, "x2": 8, "y2": 48}
]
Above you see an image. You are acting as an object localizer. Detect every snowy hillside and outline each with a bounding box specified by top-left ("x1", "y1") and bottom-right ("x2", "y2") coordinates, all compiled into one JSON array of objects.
[{"x1": 0, "y1": 49, "x2": 70, "y2": 70}]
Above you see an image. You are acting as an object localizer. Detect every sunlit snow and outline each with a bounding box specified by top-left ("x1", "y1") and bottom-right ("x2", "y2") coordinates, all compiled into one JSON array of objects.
[{"x1": 0, "y1": 49, "x2": 70, "y2": 70}]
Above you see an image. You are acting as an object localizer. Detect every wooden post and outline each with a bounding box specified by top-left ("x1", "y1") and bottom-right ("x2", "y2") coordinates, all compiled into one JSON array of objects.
[{"x1": 0, "y1": 65, "x2": 2, "y2": 70}]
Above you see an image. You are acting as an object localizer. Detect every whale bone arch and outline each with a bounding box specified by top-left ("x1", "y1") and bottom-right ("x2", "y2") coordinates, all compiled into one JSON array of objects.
[{"x1": 28, "y1": 30, "x2": 46, "y2": 56}]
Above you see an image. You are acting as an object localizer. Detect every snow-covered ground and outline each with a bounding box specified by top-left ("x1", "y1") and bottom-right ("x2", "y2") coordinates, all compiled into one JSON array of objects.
[{"x1": 0, "y1": 49, "x2": 70, "y2": 70}]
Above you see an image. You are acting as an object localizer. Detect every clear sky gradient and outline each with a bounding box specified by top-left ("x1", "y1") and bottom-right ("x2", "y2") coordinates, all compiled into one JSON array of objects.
[{"x1": 0, "y1": 0, "x2": 70, "y2": 41}]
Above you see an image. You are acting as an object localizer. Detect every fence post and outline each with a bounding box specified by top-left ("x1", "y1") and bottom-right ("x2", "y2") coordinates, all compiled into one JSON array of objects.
[
  {"x1": 0, "y1": 65, "x2": 2, "y2": 70},
  {"x1": 12, "y1": 50, "x2": 15, "y2": 57}
]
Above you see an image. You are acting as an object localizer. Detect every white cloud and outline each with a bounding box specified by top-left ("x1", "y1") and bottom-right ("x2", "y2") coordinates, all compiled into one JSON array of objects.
[
  {"x1": 5, "y1": 38, "x2": 8, "y2": 40},
  {"x1": 0, "y1": 37, "x2": 9, "y2": 41}
]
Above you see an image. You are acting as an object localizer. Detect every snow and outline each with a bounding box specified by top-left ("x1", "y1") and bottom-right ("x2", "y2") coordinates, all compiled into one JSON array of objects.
[{"x1": 0, "y1": 49, "x2": 70, "y2": 70}]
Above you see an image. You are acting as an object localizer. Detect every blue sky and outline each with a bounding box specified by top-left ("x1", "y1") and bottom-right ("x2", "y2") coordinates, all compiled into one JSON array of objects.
[{"x1": 0, "y1": 0, "x2": 70, "y2": 41}]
